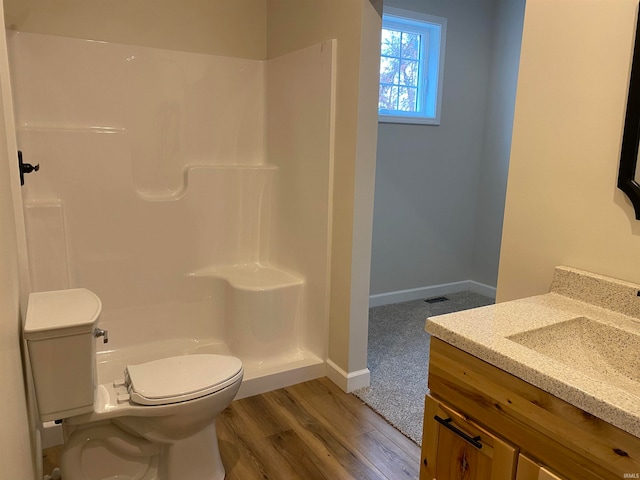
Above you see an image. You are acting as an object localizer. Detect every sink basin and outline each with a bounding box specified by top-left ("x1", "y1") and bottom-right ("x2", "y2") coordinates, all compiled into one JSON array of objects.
[{"x1": 507, "y1": 317, "x2": 640, "y2": 393}]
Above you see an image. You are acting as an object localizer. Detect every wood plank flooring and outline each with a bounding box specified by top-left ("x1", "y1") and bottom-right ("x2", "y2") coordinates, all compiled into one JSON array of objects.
[
  {"x1": 43, "y1": 377, "x2": 421, "y2": 480},
  {"x1": 217, "y1": 377, "x2": 421, "y2": 480}
]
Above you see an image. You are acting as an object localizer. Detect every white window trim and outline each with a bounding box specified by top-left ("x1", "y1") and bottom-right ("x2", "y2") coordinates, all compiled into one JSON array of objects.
[{"x1": 378, "y1": 7, "x2": 447, "y2": 126}]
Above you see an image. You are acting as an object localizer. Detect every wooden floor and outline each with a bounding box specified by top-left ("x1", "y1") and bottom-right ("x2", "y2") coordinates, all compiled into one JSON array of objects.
[
  {"x1": 43, "y1": 377, "x2": 421, "y2": 480},
  {"x1": 217, "y1": 377, "x2": 420, "y2": 480}
]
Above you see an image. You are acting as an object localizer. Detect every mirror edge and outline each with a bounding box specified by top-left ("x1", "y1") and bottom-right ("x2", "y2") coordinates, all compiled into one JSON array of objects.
[{"x1": 619, "y1": 5, "x2": 640, "y2": 220}]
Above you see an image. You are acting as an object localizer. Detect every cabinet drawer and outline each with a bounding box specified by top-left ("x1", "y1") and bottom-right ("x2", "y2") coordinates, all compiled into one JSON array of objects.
[
  {"x1": 516, "y1": 454, "x2": 565, "y2": 480},
  {"x1": 421, "y1": 394, "x2": 518, "y2": 480}
]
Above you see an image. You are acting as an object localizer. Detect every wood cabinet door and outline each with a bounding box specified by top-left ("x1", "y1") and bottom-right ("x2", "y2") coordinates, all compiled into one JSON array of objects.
[
  {"x1": 515, "y1": 455, "x2": 565, "y2": 480},
  {"x1": 421, "y1": 395, "x2": 517, "y2": 480}
]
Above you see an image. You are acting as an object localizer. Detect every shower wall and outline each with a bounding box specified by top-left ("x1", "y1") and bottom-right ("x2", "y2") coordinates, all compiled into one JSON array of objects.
[
  {"x1": 267, "y1": 40, "x2": 336, "y2": 364},
  {"x1": 8, "y1": 31, "x2": 335, "y2": 395},
  {"x1": 10, "y1": 33, "x2": 266, "y2": 196}
]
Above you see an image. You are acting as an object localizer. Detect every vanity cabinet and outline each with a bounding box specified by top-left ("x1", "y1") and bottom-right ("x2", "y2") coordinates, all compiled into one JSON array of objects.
[{"x1": 420, "y1": 338, "x2": 640, "y2": 480}]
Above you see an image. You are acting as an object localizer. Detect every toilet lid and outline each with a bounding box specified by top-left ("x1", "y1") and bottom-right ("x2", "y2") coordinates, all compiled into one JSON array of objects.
[{"x1": 125, "y1": 354, "x2": 243, "y2": 406}]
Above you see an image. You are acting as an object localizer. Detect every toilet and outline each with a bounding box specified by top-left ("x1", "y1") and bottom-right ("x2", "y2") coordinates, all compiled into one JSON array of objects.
[{"x1": 24, "y1": 288, "x2": 243, "y2": 480}]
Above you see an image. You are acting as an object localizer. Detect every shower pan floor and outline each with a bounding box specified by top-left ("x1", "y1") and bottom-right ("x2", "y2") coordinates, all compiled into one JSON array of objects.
[{"x1": 96, "y1": 337, "x2": 325, "y2": 400}]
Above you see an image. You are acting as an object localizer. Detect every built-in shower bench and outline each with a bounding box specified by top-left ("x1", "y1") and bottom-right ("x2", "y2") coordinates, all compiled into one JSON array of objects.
[
  {"x1": 195, "y1": 263, "x2": 304, "y2": 291},
  {"x1": 192, "y1": 263, "x2": 306, "y2": 370}
]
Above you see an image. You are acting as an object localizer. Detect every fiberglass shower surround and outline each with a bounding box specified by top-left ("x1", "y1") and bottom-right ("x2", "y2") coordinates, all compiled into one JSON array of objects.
[{"x1": 9, "y1": 31, "x2": 335, "y2": 397}]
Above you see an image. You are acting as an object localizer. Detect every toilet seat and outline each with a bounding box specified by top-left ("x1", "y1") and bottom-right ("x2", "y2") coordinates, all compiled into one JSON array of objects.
[{"x1": 125, "y1": 354, "x2": 243, "y2": 406}]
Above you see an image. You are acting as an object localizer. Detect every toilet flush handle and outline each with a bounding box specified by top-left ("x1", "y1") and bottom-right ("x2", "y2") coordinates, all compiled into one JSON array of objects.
[{"x1": 94, "y1": 328, "x2": 109, "y2": 344}]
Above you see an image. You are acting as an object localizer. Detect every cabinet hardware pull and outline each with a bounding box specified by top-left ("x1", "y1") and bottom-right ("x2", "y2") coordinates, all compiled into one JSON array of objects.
[{"x1": 434, "y1": 415, "x2": 483, "y2": 449}]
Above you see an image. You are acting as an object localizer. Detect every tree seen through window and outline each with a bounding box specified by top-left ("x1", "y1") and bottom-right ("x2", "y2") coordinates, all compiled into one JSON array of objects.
[{"x1": 379, "y1": 29, "x2": 423, "y2": 113}]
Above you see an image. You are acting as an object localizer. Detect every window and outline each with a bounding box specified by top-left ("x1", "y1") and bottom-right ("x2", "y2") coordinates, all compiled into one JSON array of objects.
[{"x1": 379, "y1": 8, "x2": 447, "y2": 125}]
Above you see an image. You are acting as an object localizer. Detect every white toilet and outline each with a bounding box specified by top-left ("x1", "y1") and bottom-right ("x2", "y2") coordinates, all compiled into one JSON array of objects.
[{"x1": 24, "y1": 288, "x2": 243, "y2": 480}]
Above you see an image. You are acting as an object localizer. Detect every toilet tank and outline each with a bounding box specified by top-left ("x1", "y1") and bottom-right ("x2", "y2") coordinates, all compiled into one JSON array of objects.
[{"x1": 24, "y1": 288, "x2": 102, "y2": 422}]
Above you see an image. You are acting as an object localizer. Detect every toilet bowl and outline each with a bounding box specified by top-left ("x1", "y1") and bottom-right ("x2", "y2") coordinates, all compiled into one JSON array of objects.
[
  {"x1": 24, "y1": 288, "x2": 243, "y2": 480},
  {"x1": 63, "y1": 353, "x2": 243, "y2": 480},
  {"x1": 60, "y1": 422, "x2": 162, "y2": 480}
]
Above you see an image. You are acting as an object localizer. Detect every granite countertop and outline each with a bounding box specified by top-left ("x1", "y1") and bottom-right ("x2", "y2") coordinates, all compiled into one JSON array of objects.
[{"x1": 425, "y1": 266, "x2": 640, "y2": 438}]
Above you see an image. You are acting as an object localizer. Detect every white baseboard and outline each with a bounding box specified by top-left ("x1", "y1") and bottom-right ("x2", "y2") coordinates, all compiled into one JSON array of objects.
[
  {"x1": 469, "y1": 280, "x2": 497, "y2": 299},
  {"x1": 326, "y1": 358, "x2": 370, "y2": 392},
  {"x1": 369, "y1": 280, "x2": 496, "y2": 307},
  {"x1": 369, "y1": 280, "x2": 469, "y2": 307}
]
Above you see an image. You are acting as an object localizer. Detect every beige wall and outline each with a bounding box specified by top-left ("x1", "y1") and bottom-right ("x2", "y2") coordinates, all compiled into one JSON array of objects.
[
  {"x1": 497, "y1": 0, "x2": 640, "y2": 302},
  {"x1": 267, "y1": 0, "x2": 380, "y2": 376},
  {"x1": 4, "y1": 0, "x2": 267, "y2": 58},
  {"x1": 0, "y1": 1, "x2": 36, "y2": 476},
  {"x1": 349, "y1": 0, "x2": 381, "y2": 377}
]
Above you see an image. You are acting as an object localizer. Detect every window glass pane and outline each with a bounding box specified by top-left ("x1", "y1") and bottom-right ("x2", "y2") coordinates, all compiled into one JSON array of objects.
[
  {"x1": 399, "y1": 60, "x2": 419, "y2": 87},
  {"x1": 398, "y1": 87, "x2": 418, "y2": 112},
  {"x1": 381, "y1": 29, "x2": 401, "y2": 57},
  {"x1": 379, "y1": 85, "x2": 399, "y2": 112},
  {"x1": 380, "y1": 57, "x2": 400, "y2": 86},
  {"x1": 401, "y1": 32, "x2": 421, "y2": 60},
  {"x1": 379, "y1": 10, "x2": 446, "y2": 123}
]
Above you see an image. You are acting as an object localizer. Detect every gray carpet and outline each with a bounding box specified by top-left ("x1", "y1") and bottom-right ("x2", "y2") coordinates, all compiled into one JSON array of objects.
[{"x1": 352, "y1": 291, "x2": 495, "y2": 445}]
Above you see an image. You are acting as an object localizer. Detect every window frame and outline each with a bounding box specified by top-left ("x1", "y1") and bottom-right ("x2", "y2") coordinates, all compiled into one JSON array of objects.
[{"x1": 378, "y1": 7, "x2": 447, "y2": 126}]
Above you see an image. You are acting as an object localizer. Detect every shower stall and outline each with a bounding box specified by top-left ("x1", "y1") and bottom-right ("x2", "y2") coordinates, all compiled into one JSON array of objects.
[{"x1": 9, "y1": 31, "x2": 335, "y2": 397}]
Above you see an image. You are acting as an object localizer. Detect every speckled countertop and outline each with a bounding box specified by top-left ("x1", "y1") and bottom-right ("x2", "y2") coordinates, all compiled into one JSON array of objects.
[{"x1": 426, "y1": 266, "x2": 640, "y2": 438}]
